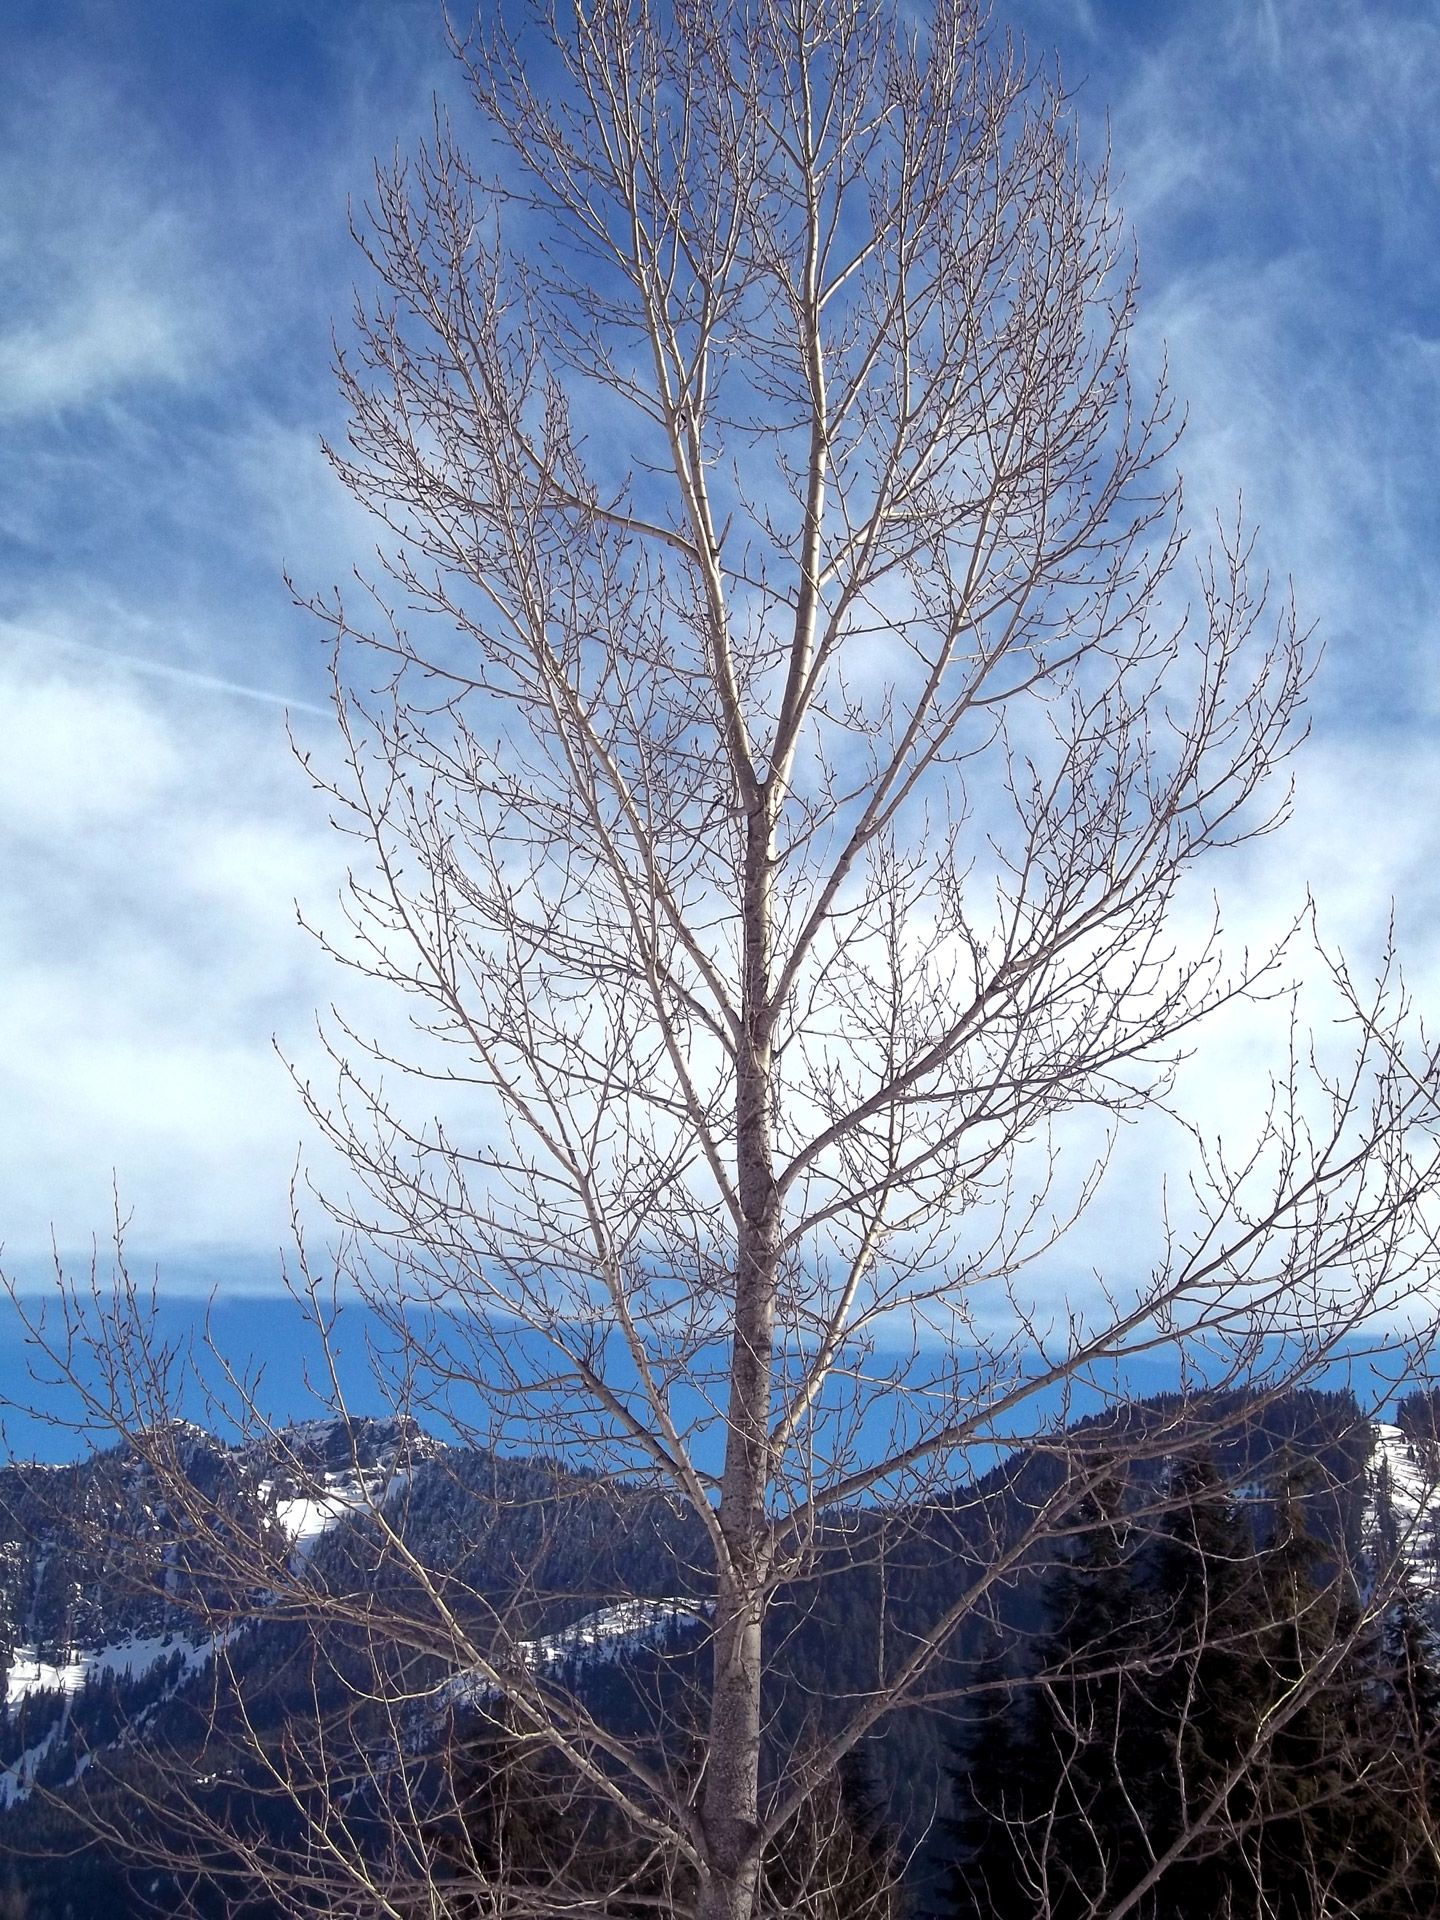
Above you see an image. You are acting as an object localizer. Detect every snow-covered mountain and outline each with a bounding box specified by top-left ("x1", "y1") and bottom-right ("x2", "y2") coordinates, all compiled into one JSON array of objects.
[
  {"x1": 0, "y1": 1411, "x2": 713, "y2": 1815},
  {"x1": 0, "y1": 1414, "x2": 442, "y2": 1801},
  {"x1": 7, "y1": 1399, "x2": 1438, "y2": 1729},
  {"x1": 3, "y1": 1388, "x2": 1437, "y2": 1909},
  {"x1": 436, "y1": 1595, "x2": 715, "y2": 1716}
]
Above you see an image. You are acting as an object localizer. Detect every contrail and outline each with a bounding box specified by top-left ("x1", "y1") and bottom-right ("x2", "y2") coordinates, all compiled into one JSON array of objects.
[{"x1": 1, "y1": 626, "x2": 332, "y2": 717}]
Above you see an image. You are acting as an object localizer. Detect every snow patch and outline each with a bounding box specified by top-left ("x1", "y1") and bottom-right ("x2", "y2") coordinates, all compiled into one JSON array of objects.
[
  {"x1": 438, "y1": 1598, "x2": 712, "y2": 1713},
  {"x1": 524, "y1": 1598, "x2": 713, "y2": 1671},
  {"x1": 5, "y1": 1630, "x2": 215, "y2": 1707},
  {"x1": 0, "y1": 1719, "x2": 64, "y2": 1810},
  {"x1": 268, "y1": 1469, "x2": 410, "y2": 1562},
  {"x1": 1366, "y1": 1423, "x2": 1440, "y2": 1599},
  {"x1": 1, "y1": 1631, "x2": 217, "y2": 1808}
]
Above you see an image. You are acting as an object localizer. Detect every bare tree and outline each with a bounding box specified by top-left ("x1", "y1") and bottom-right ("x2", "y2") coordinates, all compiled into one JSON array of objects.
[{"x1": 7, "y1": 1, "x2": 1440, "y2": 1917}]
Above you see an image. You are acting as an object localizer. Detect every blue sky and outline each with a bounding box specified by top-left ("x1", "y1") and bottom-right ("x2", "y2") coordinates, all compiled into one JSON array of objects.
[{"x1": 0, "y1": 0, "x2": 1437, "y2": 1312}]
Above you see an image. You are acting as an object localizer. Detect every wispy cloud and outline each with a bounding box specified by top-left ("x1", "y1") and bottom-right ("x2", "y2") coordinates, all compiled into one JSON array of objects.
[
  {"x1": 946, "y1": 0, "x2": 1440, "y2": 1311},
  {"x1": 0, "y1": 3, "x2": 448, "y2": 1270},
  {"x1": 0, "y1": 643, "x2": 337, "y2": 1258},
  {"x1": 0, "y1": 78, "x2": 223, "y2": 417},
  {"x1": 1, "y1": 0, "x2": 1436, "y2": 1305}
]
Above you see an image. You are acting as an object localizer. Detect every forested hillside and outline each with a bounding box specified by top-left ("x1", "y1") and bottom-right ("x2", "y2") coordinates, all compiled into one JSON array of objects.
[{"x1": 1, "y1": 1388, "x2": 1436, "y2": 1917}]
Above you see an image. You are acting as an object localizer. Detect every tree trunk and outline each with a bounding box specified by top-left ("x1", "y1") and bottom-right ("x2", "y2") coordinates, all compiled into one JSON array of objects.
[{"x1": 699, "y1": 808, "x2": 779, "y2": 1920}]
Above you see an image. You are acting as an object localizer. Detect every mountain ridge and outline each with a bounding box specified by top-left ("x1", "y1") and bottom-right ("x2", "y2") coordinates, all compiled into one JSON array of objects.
[{"x1": 1, "y1": 1386, "x2": 1436, "y2": 1914}]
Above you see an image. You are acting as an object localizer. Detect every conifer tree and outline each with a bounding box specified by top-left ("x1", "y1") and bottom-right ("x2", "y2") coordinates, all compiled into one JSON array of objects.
[
  {"x1": 1122, "y1": 1453, "x2": 1270, "y2": 1919},
  {"x1": 945, "y1": 1452, "x2": 1440, "y2": 1920},
  {"x1": 1238, "y1": 1465, "x2": 1440, "y2": 1920},
  {"x1": 948, "y1": 1463, "x2": 1148, "y2": 1920}
]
